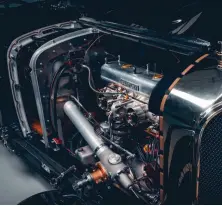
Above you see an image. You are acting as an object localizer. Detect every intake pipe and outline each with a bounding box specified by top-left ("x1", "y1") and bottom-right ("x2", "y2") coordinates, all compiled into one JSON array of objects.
[{"x1": 63, "y1": 101, "x2": 133, "y2": 189}]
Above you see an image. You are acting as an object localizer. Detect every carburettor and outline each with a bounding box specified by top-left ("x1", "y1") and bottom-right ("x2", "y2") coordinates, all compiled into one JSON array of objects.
[{"x1": 98, "y1": 83, "x2": 159, "y2": 127}]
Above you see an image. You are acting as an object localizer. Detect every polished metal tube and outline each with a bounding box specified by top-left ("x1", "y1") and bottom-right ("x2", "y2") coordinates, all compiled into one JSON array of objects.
[
  {"x1": 63, "y1": 101, "x2": 104, "y2": 151},
  {"x1": 63, "y1": 101, "x2": 133, "y2": 189}
]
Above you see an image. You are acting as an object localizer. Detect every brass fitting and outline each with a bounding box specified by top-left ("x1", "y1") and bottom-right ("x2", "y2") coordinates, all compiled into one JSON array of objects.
[{"x1": 90, "y1": 162, "x2": 108, "y2": 184}]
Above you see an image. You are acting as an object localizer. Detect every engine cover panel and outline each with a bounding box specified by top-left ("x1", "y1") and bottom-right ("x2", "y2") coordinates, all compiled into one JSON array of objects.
[{"x1": 101, "y1": 61, "x2": 162, "y2": 98}]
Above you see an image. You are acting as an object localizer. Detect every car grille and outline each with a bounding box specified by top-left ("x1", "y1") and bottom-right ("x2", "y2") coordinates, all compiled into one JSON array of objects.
[{"x1": 199, "y1": 114, "x2": 222, "y2": 204}]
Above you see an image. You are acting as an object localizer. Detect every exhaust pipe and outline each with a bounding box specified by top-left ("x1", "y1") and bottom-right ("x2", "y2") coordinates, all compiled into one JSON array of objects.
[{"x1": 63, "y1": 101, "x2": 133, "y2": 189}]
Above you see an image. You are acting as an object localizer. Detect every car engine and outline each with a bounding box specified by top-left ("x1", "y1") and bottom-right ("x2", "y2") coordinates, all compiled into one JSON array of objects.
[{"x1": 4, "y1": 16, "x2": 222, "y2": 204}]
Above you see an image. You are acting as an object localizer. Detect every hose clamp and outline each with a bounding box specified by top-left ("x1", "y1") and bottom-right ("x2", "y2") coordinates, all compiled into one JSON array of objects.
[{"x1": 94, "y1": 143, "x2": 106, "y2": 155}]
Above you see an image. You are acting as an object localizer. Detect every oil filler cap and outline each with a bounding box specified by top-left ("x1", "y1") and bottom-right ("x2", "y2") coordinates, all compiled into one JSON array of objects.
[{"x1": 108, "y1": 153, "x2": 122, "y2": 165}]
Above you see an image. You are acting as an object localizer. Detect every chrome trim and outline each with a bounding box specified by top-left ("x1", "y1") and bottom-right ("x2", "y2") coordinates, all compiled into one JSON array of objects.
[
  {"x1": 199, "y1": 99, "x2": 222, "y2": 123},
  {"x1": 199, "y1": 105, "x2": 222, "y2": 137},
  {"x1": 196, "y1": 102, "x2": 222, "y2": 162},
  {"x1": 29, "y1": 28, "x2": 99, "y2": 145},
  {"x1": 197, "y1": 101, "x2": 222, "y2": 155},
  {"x1": 7, "y1": 21, "x2": 77, "y2": 138}
]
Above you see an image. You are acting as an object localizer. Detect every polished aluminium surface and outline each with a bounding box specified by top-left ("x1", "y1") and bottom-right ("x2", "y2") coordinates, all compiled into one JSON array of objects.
[
  {"x1": 63, "y1": 101, "x2": 133, "y2": 189},
  {"x1": 162, "y1": 61, "x2": 222, "y2": 202},
  {"x1": 7, "y1": 21, "x2": 77, "y2": 138},
  {"x1": 164, "y1": 66, "x2": 222, "y2": 128},
  {"x1": 163, "y1": 64, "x2": 222, "y2": 162},
  {"x1": 63, "y1": 101, "x2": 104, "y2": 151},
  {"x1": 29, "y1": 28, "x2": 98, "y2": 146},
  {"x1": 101, "y1": 61, "x2": 161, "y2": 98}
]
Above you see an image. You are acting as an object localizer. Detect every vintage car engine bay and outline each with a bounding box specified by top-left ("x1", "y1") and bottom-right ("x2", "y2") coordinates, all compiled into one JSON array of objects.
[{"x1": 2, "y1": 15, "x2": 222, "y2": 204}]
